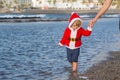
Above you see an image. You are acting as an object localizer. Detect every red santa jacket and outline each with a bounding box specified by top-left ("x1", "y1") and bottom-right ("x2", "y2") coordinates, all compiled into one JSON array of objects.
[
  {"x1": 59, "y1": 27, "x2": 92, "y2": 49},
  {"x1": 59, "y1": 12, "x2": 92, "y2": 49}
]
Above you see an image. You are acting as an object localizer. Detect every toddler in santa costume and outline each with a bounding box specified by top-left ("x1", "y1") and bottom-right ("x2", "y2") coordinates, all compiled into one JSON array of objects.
[{"x1": 58, "y1": 12, "x2": 93, "y2": 72}]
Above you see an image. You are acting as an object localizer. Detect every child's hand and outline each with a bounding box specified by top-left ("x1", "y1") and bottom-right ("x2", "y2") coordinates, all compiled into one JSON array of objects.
[{"x1": 87, "y1": 26, "x2": 92, "y2": 31}]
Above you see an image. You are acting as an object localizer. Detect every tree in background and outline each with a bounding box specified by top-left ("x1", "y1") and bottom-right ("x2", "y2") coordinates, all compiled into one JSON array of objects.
[
  {"x1": 53, "y1": 0, "x2": 57, "y2": 5},
  {"x1": 98, "y1": 0, "x2": 104, "y2": 5},
  {"x1": 71, "y1": 0, "x2": 77, "y2": 2},
  {"x1": 0, "y1": 1, "x2": 4, "y2": 8},
  {"x1": 116, "y1": 0, "x2": 120, "y2": 8},
  {"x1": 82, "y1": 0, "x2": 86, "y2": 3},
  {"x1": 88, "y1": 0, "x2": 93, "y2": 3},
  {"x1": 98, "y1": 0, "x2": 120, "y2": 8}
]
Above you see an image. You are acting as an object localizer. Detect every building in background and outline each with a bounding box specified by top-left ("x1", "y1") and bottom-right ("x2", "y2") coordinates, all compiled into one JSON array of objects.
[
  {"x1": 31, "y1": 0, "x2": 99, "y2": 10},
  {"x1": 0, "y1": 0, "x2": 119, "y2": 13},
  {"x1": 32, "y1": 0, "x2": 50, "y2": 9},
  {"x1": 0, "y1": 0, "x2": 33, "y2": 12},
  {"x1": 18, "y1": 0, "x2": 32, "y2": 4},
  {"x1": 17, "y1": 0, "x2": 32, "y2": 8}
]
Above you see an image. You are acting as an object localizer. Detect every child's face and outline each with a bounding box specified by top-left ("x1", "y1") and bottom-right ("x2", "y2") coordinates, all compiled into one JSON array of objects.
[{"x1": 71, "y1": 20, "x2": 81, "y2": 30}]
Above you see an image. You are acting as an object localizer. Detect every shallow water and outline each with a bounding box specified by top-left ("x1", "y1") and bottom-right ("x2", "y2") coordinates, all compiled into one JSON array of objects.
[{"x1": 0, "y1": 18, "x2": 119, "y2": 80}]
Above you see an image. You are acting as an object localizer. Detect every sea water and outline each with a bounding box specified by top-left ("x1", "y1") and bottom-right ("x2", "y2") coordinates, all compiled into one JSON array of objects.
[
  {"x1": 0, "y1": 13, "x2": 119, "y2": 19},
  {"x1": 0, "y1": 17, "x2": 120, "y2": 80}
]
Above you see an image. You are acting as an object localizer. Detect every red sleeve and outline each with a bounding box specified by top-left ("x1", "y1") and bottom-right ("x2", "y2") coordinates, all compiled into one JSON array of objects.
[
  {"x1": 59, "y1": 28, "x2": 68, "y2": 45},
  {"x1": 81, "y1": 27, "x2": 92, "y2": 36}
]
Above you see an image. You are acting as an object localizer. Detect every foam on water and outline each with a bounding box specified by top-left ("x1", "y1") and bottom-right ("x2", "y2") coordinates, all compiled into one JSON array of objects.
[{"x1": 0, "y1": 14, "x2": 46, "y2": 18}]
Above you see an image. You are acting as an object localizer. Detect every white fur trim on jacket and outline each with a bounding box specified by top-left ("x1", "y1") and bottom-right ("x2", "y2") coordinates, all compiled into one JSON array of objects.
[
  {"x1": 87, "y1": 26, "x2": 92, "y2": 31},
  {"x1": 59, "y1": 42, "x2": 64, "y2": 46}
]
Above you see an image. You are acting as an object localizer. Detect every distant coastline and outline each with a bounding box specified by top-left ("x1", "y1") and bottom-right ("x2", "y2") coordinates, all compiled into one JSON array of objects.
[
  {"x1": 0, "y1": 9, "x2": 120, "y2": 14},
  {"x1": 20, "y1": 9, "x2": 120, "y2": 14},
  {"x1": 0, "y1": 9, "x2": 119, "y2": 22}
]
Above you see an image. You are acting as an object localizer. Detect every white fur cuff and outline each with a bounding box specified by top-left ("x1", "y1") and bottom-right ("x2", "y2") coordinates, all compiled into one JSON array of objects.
[
  {"x1": 59, "y1": 42, "x2": 64, "y2": 46},
  {"x1": 87, "y1": 26, "x2": 92, "y2": 31}
]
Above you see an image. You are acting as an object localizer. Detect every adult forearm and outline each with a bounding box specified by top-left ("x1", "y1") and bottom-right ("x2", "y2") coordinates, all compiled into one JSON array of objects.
[{"x1": 95, "y1": 0, "x2": 113, "y2": 20}]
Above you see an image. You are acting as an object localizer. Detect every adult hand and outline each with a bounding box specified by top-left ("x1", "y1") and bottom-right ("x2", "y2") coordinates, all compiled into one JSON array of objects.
[
  {"x1": 89, "y1": 18, "x2": 97, "y2": 28},
  {"x1": 88, "y1": 0, "x2": 113, "y2": 27}
]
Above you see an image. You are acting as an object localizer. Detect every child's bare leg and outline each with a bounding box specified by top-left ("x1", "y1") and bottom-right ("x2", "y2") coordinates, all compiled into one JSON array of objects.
[{"x1": 72, "y1": 62, "x2": 78, "y2": 72}]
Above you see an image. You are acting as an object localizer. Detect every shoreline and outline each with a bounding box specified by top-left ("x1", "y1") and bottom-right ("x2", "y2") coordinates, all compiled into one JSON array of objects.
[
  {"x1": 0, "y1": 9, "x2": 120, "y2": 14},
  {"x1": 82, "y1": 51, "x2": 120, "y2": 80}
]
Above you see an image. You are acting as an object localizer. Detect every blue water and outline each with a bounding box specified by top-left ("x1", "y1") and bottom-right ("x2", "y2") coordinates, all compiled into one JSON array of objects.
[{"x1": 0, "y1": 17, "x2": 120, "y2": 80}]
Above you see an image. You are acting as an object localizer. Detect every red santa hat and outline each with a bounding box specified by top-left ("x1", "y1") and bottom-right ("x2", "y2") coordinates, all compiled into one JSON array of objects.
[{"x1": 68, "y1": 12, "x2": 82, "y2": 28}]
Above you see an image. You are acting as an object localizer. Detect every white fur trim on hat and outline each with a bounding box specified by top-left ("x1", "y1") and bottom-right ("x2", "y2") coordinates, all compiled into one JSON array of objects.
[{"x1": 71, "y1": 12, "x2": 75, "y2": 15}]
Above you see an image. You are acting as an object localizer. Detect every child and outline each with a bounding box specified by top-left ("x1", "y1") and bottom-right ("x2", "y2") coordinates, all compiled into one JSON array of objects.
[{"x1": 58, "y1": 12, "x2": 92, "y2": 72}]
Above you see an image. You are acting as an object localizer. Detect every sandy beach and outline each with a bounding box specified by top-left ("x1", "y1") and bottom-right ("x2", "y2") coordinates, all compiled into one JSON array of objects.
[{"x1": 82, "y1": 51, "x2": 120, "y2": 80}]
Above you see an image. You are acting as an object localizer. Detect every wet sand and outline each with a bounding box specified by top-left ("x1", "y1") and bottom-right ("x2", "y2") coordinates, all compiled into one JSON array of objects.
[{"x1": 82, "y1": 51, "x2": 120, "y2": 80}]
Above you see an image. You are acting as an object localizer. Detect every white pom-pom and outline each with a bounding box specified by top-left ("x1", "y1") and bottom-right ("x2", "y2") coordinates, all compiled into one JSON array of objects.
[{"x1": 71, "y1": 12, "x2": 75, "y2": 15}]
